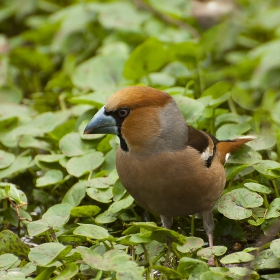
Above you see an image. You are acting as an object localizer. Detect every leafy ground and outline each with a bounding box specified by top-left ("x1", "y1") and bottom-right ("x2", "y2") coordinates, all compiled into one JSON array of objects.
[{"x1": 1, "y1": 0, "x2": 280, "y2": 279}]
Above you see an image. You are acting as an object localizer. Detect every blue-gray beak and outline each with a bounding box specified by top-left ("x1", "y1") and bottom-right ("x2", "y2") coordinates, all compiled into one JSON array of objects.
[{"x1": 84, "y1": 106, "x2": 118, "y2": 135}]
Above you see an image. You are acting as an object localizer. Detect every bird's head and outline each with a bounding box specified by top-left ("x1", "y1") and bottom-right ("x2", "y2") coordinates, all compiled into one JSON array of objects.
[{"x1": 84, "y1": 86, "x2": 188, "y2": 153}]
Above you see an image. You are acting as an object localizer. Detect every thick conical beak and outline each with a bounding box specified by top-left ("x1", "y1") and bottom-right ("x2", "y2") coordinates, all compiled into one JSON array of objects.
[{"x1": 83, "y1": 106, "x2": 118, "y2": 135}]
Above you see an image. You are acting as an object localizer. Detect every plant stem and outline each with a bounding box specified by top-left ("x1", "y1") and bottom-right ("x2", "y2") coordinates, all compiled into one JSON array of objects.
[
  {"x1": 141, "y1": 244, "x2": 153, "y2": 280},
  {"x1": 152, "y1": 251, "x2": 166, "y2": 265},
  {"x1": 131, "y1": 208, "x2": 141, "y2": 222},
  {"x1": 263, "y1": 194, "x2": 269, "y2": 209},
  {"x1": 228, "y1": 97, "x2": 237, "y2": 114},
  {"x1": 272, "y1": 180, "x2": 280, "y2": 198},
  {"x1": 191, "y1": 215, "x2": 195, "y2": 236},
  {"x1": 211, "y1": 108, "x2": 216, "y2": 135}
]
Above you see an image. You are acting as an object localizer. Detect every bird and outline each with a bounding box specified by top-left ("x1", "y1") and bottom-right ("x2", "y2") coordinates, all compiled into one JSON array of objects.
[{"x1": 84, "y1": 85, "x2": 254, "y2": 248}]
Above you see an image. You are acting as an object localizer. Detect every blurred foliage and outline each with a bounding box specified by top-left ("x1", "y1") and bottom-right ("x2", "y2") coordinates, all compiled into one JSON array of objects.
[{"x1": 1, "y1": 0, "x2": 280, "y2": 279}]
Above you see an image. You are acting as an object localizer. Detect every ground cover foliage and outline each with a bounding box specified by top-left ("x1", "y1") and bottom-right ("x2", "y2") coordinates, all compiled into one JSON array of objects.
[{"x1": 1, "y1": 0, "x2": 280, "y2": 279}]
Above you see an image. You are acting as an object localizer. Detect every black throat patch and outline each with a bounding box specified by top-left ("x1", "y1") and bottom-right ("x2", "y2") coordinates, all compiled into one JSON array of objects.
[{"x1": 105, "y1": 109, "x2": 129, "y2": 152}]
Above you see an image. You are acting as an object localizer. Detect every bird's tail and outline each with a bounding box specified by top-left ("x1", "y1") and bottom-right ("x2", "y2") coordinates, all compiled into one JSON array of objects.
[{"x1": 216, "y1": 136, "x2": 256, "y2": 165}]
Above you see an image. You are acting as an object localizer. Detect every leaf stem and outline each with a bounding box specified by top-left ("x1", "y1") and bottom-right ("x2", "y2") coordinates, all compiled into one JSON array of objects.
[
  {"x1": 152, "y1": 251, "x2": 165, "y2": 265},
  {"x1": 272, "y1": 180, "x2": 280, "y2": 198},
  {"x1": 191, "y1": 215, "x2": 195, "y2": 236},
  {"x1": 228, "y1": 97, "x2": 237, "y2": 114},
  {"x1": 141, "y1": 244, "x2": 153, "y2": 280},
  {"x1": 263, "y1": 194, "x2": 269, "y2": 209}
]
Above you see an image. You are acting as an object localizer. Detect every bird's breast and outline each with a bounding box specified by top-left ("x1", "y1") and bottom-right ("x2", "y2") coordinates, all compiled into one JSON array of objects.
[{"x1": 116, "y1": 146, "x2": 226, "y2": 217}]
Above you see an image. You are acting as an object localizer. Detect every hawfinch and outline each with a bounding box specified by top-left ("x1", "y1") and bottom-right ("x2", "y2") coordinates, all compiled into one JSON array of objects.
[{"x1": 84, "y1": 86, "x2": 253, "y2": 247}]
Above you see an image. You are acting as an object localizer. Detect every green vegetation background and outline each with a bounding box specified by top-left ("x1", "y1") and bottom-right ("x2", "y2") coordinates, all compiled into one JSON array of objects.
[{"x1": 1, "y1": 0, "x2": 280, "y2": 279}]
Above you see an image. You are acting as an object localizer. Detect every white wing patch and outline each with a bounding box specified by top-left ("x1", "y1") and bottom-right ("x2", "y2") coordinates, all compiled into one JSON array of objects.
[
  {"x1": 201, "y1": 146, "x2": 214, "y2": 161},
  {"x1": 225, "y1": 153, "x2": 231, "y2": 163}
]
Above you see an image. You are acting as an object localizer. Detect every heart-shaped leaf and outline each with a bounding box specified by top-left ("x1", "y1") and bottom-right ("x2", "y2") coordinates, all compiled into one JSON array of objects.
[{"x1": 217, "y1": 188, "x2": 263, "y2": 220}]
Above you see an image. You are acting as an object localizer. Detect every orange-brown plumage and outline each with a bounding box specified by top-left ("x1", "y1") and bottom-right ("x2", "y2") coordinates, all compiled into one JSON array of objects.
[
  {"x1": 84, "y1": 85, "x2": 255, "y2": 247},
  {"x1": 216, "y1": 138, "x2": 253, "y2": 165},
  {"x1": 106, "y1": 86, "x2": 172, "y2": 111}
]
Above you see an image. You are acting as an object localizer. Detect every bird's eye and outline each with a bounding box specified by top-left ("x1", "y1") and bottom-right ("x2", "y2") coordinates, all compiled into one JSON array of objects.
[{"x1": 117, "y1": 108, "x2": 130, "y2": 118}]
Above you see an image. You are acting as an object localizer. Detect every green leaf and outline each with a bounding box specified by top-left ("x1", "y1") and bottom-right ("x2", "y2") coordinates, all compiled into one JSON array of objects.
[
  {"x1": 59, "y1": 132, "x2": 92, "y2": 157},
  {"x1": 0, "y1": 85, "x2": 22, "y2": 103},
  {"x1": 0, "y1": 253, "x2": 19, "y2": 270},
  {"x1": 246, "y1": 133, "x2": 276, "y2": 150},
  {"x1": 153, "y1": 265, "x2": 182, "y2": 279},
  {"x1": 42, "y1": 203, "x2": 73, "y2": 227},
  {"x1": 225, "y1": 164, "x2": 250, "y2": 180},
  {"x1": 252, "y1": 249, "x2": 280, "y2": 270},
  {"x1": 35, "y1": 154, "x2": 65, "y2": 163},
  {"x1": 215, "y1": 112, "x2": 251, "y2": 126},
  {"x1": 266, "y1": 198, "x2": 280, "y2": 219},
  {"x1": 87, "y1": 186, "x2": 113, "y2": 203},
  {"x1": 231, "y1": 85, "x2": 256, "y2": 110},
  {"x1": 87, "y1": 174, "x2": 118, "y2": 189},
  {"x1": 115, "y1": 269, "x2": 144, "y2": 280},
  {"x1": 201, "y1": 81, "x2": 232, "y2": 106},
  {"x1": 143, "y1": 72, "x2": 175, "y2": 87},
  {"x1": 128, "y1": 222, "x2": 186, "y2": 245},
  {"x1": 177, "y1": 257, "x2": 209, "y2": 278},
  {"x1": 2, "y1": 111, "x2": 70, "y2": 142},
  {"x1": 98, "y1": 2, "x2": 149, "y2": 31},
  {"x1": 18, "y1": 135, "x2": 51, "y2": 150},
  {"x1": 66, "y1": 151, "x2": 104, "y2": 177},
  {"x1": 226, "y1": 145, "x2": 262, "y2": 165},
  {"x1": 197, "y1": 246, "x2": 227, "y2": 260},
  {"x1": 28, "y1": 243, "x2": 71, "y2": 267},
  {"x1": 228, "y1": 267, "x2": 258, "y2": 278},
  {"x1": 244, "y1": 182, "x2": 271, "y2": 194},
  {"x1": 72, "y1": 44, "x2": 128, "y2": 91},
  {"x1": 270, "y1": 238, "x2": 280, "y2": 258},
  {"x1": 27, "y1": 219, "x2": 49, "y2": 236},
  {"x1": 48, "y1": 119, "x2": 76, "y2": 140},
  {"x1": 70, "y1": 205, "x2": 101, "y2": 218},
  {"x1": 0, "y1": 103, "x2": 35, "y2": 119},
  {"x1": 217, "y1": 188, "x2": 263, "y2": 220},
  {"x1": 52, "y1": 262, "x2": 79, "y2": 280},
  {"x1": 0, "y1": 183, "x2": 26, "y2": 204},
  {"x1": 177, "y1": 237, "x2": 204, "y2": 253},
  {"x1": 74, "y1": 224, "x2": 109, "y2": 240},
  {"x1": 129, "y1": 232, "x2": 152, "y2": 244},
  {"x1": 62, "y1": 181, "x2": 87, "y2": 207},
  {"x1": 0, "y1": 150, "x2": 15, "y2": 169},
  {"x1": 33, "y1": 267, "x2": 56, "y2": 280},
  {"x1": 173, "y1": 94, "x2": 205, "y2": 126},
  {"x1": 254, "y1": 160, "x2": 280, "y2": 179},
  {"x1": 124, "y1": 38, "x2": 169, "y2": 80},
  {"x1": 95, "y1": 210, "x2": 117, "y2": 224},
  {"x1": 0, "y1": 156, "x2": 33, "y2": 179},
  {"x1": 69, "y1": 92, "x2": 110, "y2": 109},
  {"x1": 113, "y1": 180, "x2": 126, "y2": 201},
  {"x1": 248, "y1": 217, "x2": 265, "y2": 226},
  {"x1": 76, "y1": 246, "x2": 110, "y2": 271},
  {"x1": 36, "y1": 169, "x2": 64, "y2": 187},
  {"x1": 107, "y1": 194, "x2": 134, "y2": 213},
  {"x1": 0, "y1": 230, "x2": 30, "y2": 258},
  {"x1": 163, "y1": 61, "x2": 191, "y2": 79},
  {"x1": 220, "y1": 252, "x2": 254, "y2": 264},
  {"x1": 200, "y1": 271, "x2": 226, "y2": 280},
  {"x1": 216, "y1": 123, "x2": 251, "y2": 139}
]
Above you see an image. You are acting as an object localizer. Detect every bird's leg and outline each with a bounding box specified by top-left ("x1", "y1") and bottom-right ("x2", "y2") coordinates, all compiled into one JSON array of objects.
[
  {"x1": 160, "y1": 215, "x2": 173, "y2": 266},
  {"x1": 202, "y1": 210, "x2": 215, "y2": 266},
  {"x1": 202, "y1": 210, "x2": 214, "y2": 246}
]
